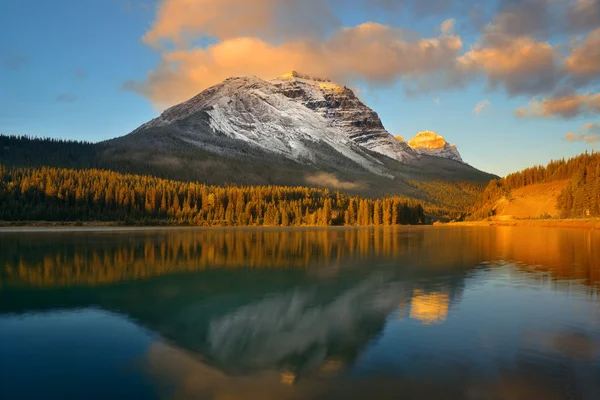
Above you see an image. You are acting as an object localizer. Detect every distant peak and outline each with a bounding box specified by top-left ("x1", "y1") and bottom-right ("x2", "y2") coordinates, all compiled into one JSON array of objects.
[
  {"x1": 407, "y1": 130, "x2": 464, "y2": 163},
  {"x1": 394, "y1": 135, "x2": 405, "y2": 142},
  {"x1": 277, "y1": 71, "x2": 331, "y2": 83},
  {"x1": 408, "y1": 131, "x2": 448, "y2": 150}
]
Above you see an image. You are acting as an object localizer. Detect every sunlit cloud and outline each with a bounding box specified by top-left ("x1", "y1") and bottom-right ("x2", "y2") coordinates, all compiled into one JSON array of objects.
[
  {"x1": 564, "y1": 132, "x2": 599, "y2": 143},
  {"x1": 563, "y1": 121, "x2": 600, "y2": 144},
  {"x1": 565, "y1": 27, "x2": 600, "y2": 80},
  {"x1": 516, "y1": 93, "x2": 600, "y2": 119},
  {"x1": 440, "y1": 18, "x2": 455, "y2": 34},
  {"x1": 458, "y1": 36, "x2": 561, "y2": 96},
  {"x1": 473, "y1": 99, "x2": 491, "y2": 115},
  {"x1": 125, "y1": 0, "x2": 600, "y2": 114},
  {"x1": 126, "y1": 23, "x2": 464, "y2": 108},
  {"x1": 582, "y1": 122, "x2": 600, "y2": 134},
  {"x1": 143, "y1": 0, "x2": 338, "y2": 46}
]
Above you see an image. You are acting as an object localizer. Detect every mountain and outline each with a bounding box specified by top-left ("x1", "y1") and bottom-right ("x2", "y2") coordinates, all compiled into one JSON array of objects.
[
  {"x1": 407, "y1": 131, "x2": 463, "y2": 163},
  {"x1": 99, "y1": 72, "x2": 492, "y2": 193},
  {"x1": 0, "y1": 72, "x2": 495, "y2": 202}
]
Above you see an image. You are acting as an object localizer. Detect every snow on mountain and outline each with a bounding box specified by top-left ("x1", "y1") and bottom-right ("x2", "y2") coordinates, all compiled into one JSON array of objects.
[
  {"x1": 132, "y1": 75, "x2": 391, "y2": 176},
  {"x1": 271, "y1": 72, "x2": 417, "y2": 163},
  {"x1": 407, "y1": 131, "x2": 464, "y2": 163},
  {"x1": 131, "y1": 72, "x2": 474, "y2": 177}
]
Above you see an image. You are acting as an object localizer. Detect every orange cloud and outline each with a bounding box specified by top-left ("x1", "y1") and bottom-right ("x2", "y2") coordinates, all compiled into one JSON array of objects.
[
  {"x1": 440, "y1": 18, "x2": 455, "y2": 34},
  {"x1": 582, "y1": 122, "x2": 600, "y2": 134},
  {"x1": 143, "y1": 0, "x2": 337, "y2": 46},
  {"x1": 459, "y1": 36, "x2": 560, "y2": 95},
  {"x1": 564, "y1": 132, "x2": 599, "y2": 144},
  {"x1": 516, "y1": 93, "x2": 600, "y2": 119},
  {"x1": 126, "y1": 0, "x2": 600, "y2": 113},
  {"x1": 127, "y1": 23, "x2": 463, "y2": 108},
  {"x1": 565, "y1": 27, "x2": 600, "y2": 79}
]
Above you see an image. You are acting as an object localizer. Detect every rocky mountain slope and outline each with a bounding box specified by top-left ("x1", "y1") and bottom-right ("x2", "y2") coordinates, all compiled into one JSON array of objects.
[
  {"x1": 271, "y1": 72, "x2": 417, "y2": 163},
  {"x1": 90, "y1": 72, "x2": 495, "y2": 195},
  {"x1": 407, "y1": 131, "x2": 464, "y2": 163}
]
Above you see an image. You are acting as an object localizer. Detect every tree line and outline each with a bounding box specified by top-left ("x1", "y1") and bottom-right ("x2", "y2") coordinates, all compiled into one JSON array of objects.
[
  {"x1": 468, "y1": 151, "x2": 600, "y2": 220},
  {"x1": 0, "y1": 165, "x2": 426, "y2": 226}
]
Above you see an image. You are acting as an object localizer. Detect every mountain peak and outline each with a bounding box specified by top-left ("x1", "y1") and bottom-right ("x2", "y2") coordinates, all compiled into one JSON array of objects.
[
  {"x1": 407, "y1": 131, "x2": 464, "y2": 163},
  {"x1": 277, "y1": 71, "x2": 332, "y2": 83},
  {"x1": 408, "y1": 131, "x2": 448, "y2": 150}
]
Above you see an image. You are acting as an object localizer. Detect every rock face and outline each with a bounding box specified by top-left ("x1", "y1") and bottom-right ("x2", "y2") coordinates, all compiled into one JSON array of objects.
[
  {"x1": 407, "y1": 131, "x2": 464, "y2": 163},
  {"x1": 271, "y1": 72, "x2": 417, "y2": 163},
  {"x1": 129, "y1": 72, "x2": 422, "y2": 175},
  {"x1": 131, "y1": 75, "x2": 389, "y2": 176}
]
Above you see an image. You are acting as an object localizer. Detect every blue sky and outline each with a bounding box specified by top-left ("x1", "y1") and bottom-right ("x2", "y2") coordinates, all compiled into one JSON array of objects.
[{"x1": 1, "y1": 0, "x2": 599, "y2": 176}]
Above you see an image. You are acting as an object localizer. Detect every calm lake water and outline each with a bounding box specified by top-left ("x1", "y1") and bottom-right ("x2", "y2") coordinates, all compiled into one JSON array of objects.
[{"x1": 1, "y1": 226, "x2": 599, "y2": 399}]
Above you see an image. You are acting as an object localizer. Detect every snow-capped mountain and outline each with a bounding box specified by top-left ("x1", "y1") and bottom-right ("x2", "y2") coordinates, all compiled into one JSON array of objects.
[
  {"x1": 106, "y1": 72, "x2": 492, "y2": 193},
  {"x1": 131, "y1": 75, "x2": 408, "y2": 176},
  {"x1": 271, "y1": 72, "x2": 417, "y2": 163},
  {"x1": 407, "y1": 131, "x2": 464, "y2": 163},
  {"x1": 134, "y1": 72, "x2": 416, "y2": 170}
]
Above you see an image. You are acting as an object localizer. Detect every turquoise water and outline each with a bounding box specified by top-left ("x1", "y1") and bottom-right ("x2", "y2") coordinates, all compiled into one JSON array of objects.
[{"x1": 1, "y1": 227, "x2": 599, "y2": 399}]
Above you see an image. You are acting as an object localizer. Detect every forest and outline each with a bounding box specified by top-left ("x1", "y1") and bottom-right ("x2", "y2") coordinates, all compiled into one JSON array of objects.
[
  {"x1": 468, "y1": 152, "x2": 600, "y2": 220},
  {"x1": 0, "y1": 165, "x2": 426, "y2": 226},
  {"x1": 0, "y1": 134, "x2": 487, "y2": 220}
]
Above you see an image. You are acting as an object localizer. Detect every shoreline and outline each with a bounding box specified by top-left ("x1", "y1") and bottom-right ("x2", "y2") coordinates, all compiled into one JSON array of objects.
[
  {"x1": 441, "y1": 218, "x2": 600, "y2": 230},
  {"x1": 1, "y1": 219, "x2": 599, "y2": 232}
]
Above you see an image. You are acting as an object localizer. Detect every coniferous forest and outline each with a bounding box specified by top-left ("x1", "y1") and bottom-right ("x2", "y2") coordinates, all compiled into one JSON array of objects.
[
  {"x1": 0, "y1": 165, "x2": 426, "y2": 226},
  {"x1": 468, "y1": 152, "x2": 600, "y2": 220}
]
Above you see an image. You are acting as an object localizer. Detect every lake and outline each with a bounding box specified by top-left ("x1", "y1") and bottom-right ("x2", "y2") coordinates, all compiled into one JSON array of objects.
[{"x1": 1, "y1": 226, "x2": 599, "y2": 399}]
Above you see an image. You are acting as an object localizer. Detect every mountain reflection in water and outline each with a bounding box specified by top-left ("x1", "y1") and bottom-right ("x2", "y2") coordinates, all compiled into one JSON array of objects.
[{"x1": 1, "y1": 226, "x2": 599, "y2": 399}]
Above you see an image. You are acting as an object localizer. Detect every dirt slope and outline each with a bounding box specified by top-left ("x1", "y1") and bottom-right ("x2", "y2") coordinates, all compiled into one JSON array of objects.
[{"x1": 492, "y1": 180, "x2": 569, "y2": 220}]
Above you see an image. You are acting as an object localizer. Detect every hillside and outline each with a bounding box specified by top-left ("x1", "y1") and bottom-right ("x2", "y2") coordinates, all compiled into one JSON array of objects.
[
  {"x1": 468, "y1": 152, "x2": 600, "y2": 220},
  {"x1": 489, "y1": 180, "x2": 568, "y2": 220}
]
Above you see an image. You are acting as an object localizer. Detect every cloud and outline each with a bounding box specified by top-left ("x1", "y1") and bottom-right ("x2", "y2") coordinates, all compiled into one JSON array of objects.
[
  {"x1": 434, "y1": 97, "x2": 440, "y2": 104},
  {"x1": 515, "y1": 93, "x2": 600, "y2": 119},
  {"x1": 125, "y1": 0, "x2": 600, "y2": 113},
  {"x1": 440, "y1": 18, "x2": 455, "y2": 34},
  {"x1": 564, "y1": 132, "x2": 599, "y2": 144},
  {"x1": 567, "y1": 0, "x2": 600, "y2": 32},
  {"x1": 74, "y1": 69, "x2": 87, "y2": 80},
  {"x1": 126, "y1": 23, "x2": 463, "y2": 108},
  {"x1": 490, "y1": 0, "x2": 556, "y2": 39},
  {"x1": 565, "y1": 27, "x2": 600, "y2": 81},
  {"x1": 55, "y1": 93, "x2": 78, "y2": 103},
  {"x1": 143, "y1": 0, "x2": 338, "y2": 46},
  {"x1": 581, "y1": 122, "x2": 600, "y2": 134},
  {"x1": 0, "y1": 52, "x2": 28, "y2": 70},
  {"x1": 305, "y1": 172, "x2": 362, "y2": 190},
  {"x1": 456, "y1": 1, "x2": 598, "y2": 97},
  {"x1": 563, "y1": 121, "x2": 600, "y2": 145},
  {"x1": 473, "y1": 99, "x2": 491, "y2": 115},
  {"x1": 458, "y1": 35, "x2": 561, "y2": 96}
]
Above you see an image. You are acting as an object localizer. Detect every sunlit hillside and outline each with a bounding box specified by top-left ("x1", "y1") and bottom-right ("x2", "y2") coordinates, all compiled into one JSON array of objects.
[{"x1": 468, "y1": 152, "x2": 600, "y2": 220}]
